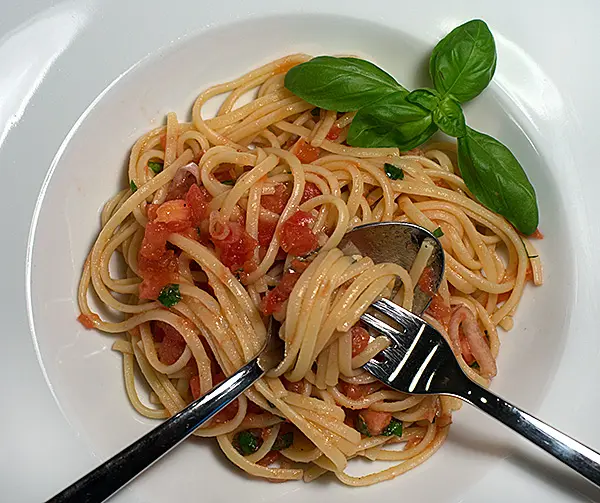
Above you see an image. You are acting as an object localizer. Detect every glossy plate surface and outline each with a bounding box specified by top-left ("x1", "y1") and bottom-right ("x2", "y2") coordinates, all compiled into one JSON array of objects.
[{"x1": 2, "y1": 1, "x2": 599, "y2": 502}]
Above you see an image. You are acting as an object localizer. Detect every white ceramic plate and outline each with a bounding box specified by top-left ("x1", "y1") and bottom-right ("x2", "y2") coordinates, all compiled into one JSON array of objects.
[{"x1": 3, "y1": 1, "x2": 600, "y2": 502}]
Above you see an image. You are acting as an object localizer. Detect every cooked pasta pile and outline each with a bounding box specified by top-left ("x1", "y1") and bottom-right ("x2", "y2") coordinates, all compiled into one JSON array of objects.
[{"x1": 77, "y1": 54, "x2": 542, "y2": 486}]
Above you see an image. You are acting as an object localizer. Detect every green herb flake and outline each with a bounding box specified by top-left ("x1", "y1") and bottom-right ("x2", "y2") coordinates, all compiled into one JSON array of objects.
[
  {"x1": 158, "y1": 284, "x2": 181, "y2": 307},
  {"x1": 221, "y1": 180, "x2": 235, "y2": 186},
  {"x1": 311, "y1": 107, "x2": 321, "y2": 116},
  {"x1": 130, "y1": 180, "x2": 137, "y2": 192},
  {"x1": 235, "y1": 431, "x2": 259, "y2": 456},
  {"x1": 381, "y1": 418, "x2": 403, "y2": 437},
  {"x1": 355, "y1": 415, "x2": 371, "y2": 437},
  {"x1": 384, "y1": 163, "x2": 404, "y2": 180},
  {"x1": 432, "y1": 227, "x2": 444, "y2": 238},
  {"x1": 148, "y1": 161, "x2": 164, "y2": 174},
  {"x1": 272, "y1": 431, "x2": 294, "y2": 451},
  {"x1": 470, "y1": 361, "x2": 481, "y2": 370}
]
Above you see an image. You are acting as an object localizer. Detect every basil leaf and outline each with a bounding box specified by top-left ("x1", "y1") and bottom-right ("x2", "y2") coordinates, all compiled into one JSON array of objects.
[
  {"x1": 129, "y1": 180, "x2": 137, "y2": 192},
  {"x1": 235, "y1": 431, "x2": 259, "y2": 455},
  {"x1": 381, "y1": 418, "x2": 403, "y2": 437},
  {"x1": 432, "y1": 227, "x2": 444, "y2": 238},
  {"x1": 355, "y1": 415, "x2": 371, "y2": 437},
  {"x1": 272, "y1": 431, "x2": 294, "y2": 451},
  {"x1": 433, "y1": 97, "x2": 466, "y2": 137},
  {"x1": 158, "y1": 284, "x2": 181, "y2": 307},
  {"x1": 406, "y1": 88, "x2": 440, "y2": 111},
  {"x1": 221, "y1": 179, "x2": 235, "y2": 186},
  {"x1": 347, "y1": 91, "x2": 438, "y2": 150},
  {"x1": 285, "y1": 56, "x2": 406, "y2": 112},
  {"x1": 384, "y1": 163, "x2": 404, "y2": 180},
  {"x1": 430, "y1": 19, "x2": 497, "y2": 103},
  {"x1": 457, "y1": 127, "x2": 538, "y2": 234}
]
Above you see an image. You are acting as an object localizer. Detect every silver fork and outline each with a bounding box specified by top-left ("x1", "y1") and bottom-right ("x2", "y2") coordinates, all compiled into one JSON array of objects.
[{"x1": 361, "y1": 298, "x2": 600, "y2": 487}]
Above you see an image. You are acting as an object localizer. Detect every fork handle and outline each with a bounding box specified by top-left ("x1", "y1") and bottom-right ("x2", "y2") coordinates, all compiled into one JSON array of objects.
[
  {"x1": 45, "y1": 358, "x2": 265, "y2": 503},
  {"x1": 457, "y1": 383, "x2": 600, "y2": 487}
]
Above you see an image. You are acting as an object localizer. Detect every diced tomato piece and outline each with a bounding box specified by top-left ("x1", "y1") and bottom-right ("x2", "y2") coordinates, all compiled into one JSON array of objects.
[
  {"x1": 210, "y1": 221, "x2": 258, "y2": 272},
  {"x1": 261, "y1": 270, "x2": 301, "y2": 315},
  {"x1": 258, "y1": 218, "x2": 278, "y2": 247},
  {"x1": 77, "y1": 313, "x2": 99, "y2": 329},
  {"x1": 338, "y1": 381, "x2": 380, "y2": 401},
  {"x1": 325, "y1": 124, "x2": 341, "y2": 141},
  {"x1": 153, "y1": 321, "x2": 186, "y2": 365},
  {"x1": 185, "y1": 184, "x2": 212, "y2": 227},
  {"x1": 261, "y1": 184, "x2": 290, "y2": 214},
  {"x1": 138, "y1": 220, "x2": 179, "y2": 299},
  {"x1": 417, "y1": 266, "x2": 437, "y2": 295},
  {"x1": 496, "y1": 292, "x2": 511, "y2": 304},
  {"x1": 293, "y1": 139, "x2": 320, "y2": 164},
  {"x1": 351, "y1": 325, "x2": 370, "y2": 357},
  {"x1": 426, "y1": 293, "x2": 452, "y2": 330},
  {"x1": 154, "y1": 200, "x2": 192, "y2": 230},
  {"x1": 290, "y1": 258, "x2": 310, "y2": 273},
  {"x1": 358, "y1": 410, "x2": 392, "y2": 436},
  {"x1": 257, "y1": 451, "x2": 280, "y2": 467},
  {"x1": 530, "y1": 228, "x2": 544, "y2": 239},
  {"x1": 190, "y1": 372, "x2": 239, "y2": 423},
  {"x1": 300, "y1": 182, "x2": 321, "y2": 204},
  {"x1": 525, "y1": 264, "x2": 534, "y2": 282},
  {"x1": 280, "y1": 210, "x2": 319, "y2": 256}
]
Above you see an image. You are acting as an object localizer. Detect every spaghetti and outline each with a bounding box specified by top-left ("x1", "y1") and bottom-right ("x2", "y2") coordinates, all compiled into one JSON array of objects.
[{"x1": 77, "y1": 54, "x2": 543, "y2": 486}]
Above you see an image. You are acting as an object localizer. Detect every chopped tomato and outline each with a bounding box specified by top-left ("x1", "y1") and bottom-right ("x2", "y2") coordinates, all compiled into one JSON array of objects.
[
  {"x1": 530, "y1": 228, "x2": 544, "y2": 239},
  {"x1": 261, "y1": 184, "x2": 290, "y2": 214},
  {"x1": 325, "y1": 124, "x2": 342, "y2": 141},
  {"x1": 258, "y1": 218, "x2": 278, "y2": 247},
  {"x1": 350, "y1": 325, "x2": 370, "y2": 357},
  {"x1": 425, "y1": 293, "x2": 452, "y2": 330},
  {"x1": 210, "y1": 221, "x2": 258, "y2": 272},
  {"x1": 189, "y1": 375, "x2": 200, "y2": 399},
  {"x1": 213, "y1": 163, "x2": 237, "y2": 182},
  {"x1": 77, "y1": 313, "x2": 99, "y2": 329},
  {"x1": 154, "y1": 200, "x2": 192, "y2": 230},
  {"x1": 293, "y1": 139, "x2": 320, "y2": 164},
  {"x1": 496, "y1": 292, "x2": 511, "y2": 304},
  {"x1": 138, "y1": 221, "x2": 179, "y2": 299},
  {"x1": 257, "y1": 451, "x2": 280, "y2": 467},
  {"x1": 338, "y1": 381, "x2": 380, "y2": 401},
  {"x1": 280, "y1": 210, "x2": 319, "y2": 256},
  {"x1": 358, "y1": 410, "x2": 392, "y2": 436},
  {"x1": 153, "y1": 321, "x2": 186, "y2": 365},
  {"x1": 262, "y1": 270, "x2": 301, "y2": 315},
  {"x1": 186, "y1": 184, "x2": 212, "y2": 226},
  {"x1": 417, "y1": 266, "x2": 436, "y2": 295},
  {"x1": 300, "y1": 182, "x2": 321, "y2": 204}
]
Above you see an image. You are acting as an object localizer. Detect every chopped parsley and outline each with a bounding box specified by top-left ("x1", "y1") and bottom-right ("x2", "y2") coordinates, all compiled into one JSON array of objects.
[
  {"x1": 384, "y1": 162, "x2": 404, "y2": 180},
  {"x1": 470, "y1": 361, "x2": 480, "y2": 370},
  {"x1": 432, "y1": 227, "x2": 444, "y2": 238},
  {"x1": 129, "y1": 180, "x2": 138, "y2": 192},
  {"x1": 381, "y1": 418, "x2": 403, "y2": 437},
  {"x1": 221, "y1": 180, "x2": 235, "y2": 186},
  {"x1": 272, "y1": 431, "x2": 294, "y2": 451},
  {"x1": 158, "y1": 284, "x2": 181, "y2": 307},
  {"x1": 235, "y1": 431, "x2": 259, "y2": 455},
  {"x1": 148, "y1": 161, "x2": 164, "y2": 174}
]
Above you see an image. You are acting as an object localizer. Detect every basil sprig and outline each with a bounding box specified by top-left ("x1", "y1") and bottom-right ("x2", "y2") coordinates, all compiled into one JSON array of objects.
[{"x1": 283, "y1": 19, "x2": 539, "y2": 234}]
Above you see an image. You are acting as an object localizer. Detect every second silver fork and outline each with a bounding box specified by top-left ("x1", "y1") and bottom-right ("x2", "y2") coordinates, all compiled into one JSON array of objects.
[{"x1": 361, "y1": 298, "x2": 600, "y2": 488}]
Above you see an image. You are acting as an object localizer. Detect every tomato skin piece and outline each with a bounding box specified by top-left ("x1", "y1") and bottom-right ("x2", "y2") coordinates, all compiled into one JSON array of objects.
[
  {"x1": 293, "y1": 139, "x2": 320, "y2": 164},
  {"x1": 350, "y1": 326, "x2": 370, "y2": 357},
  {"x1": 261, "y1": 270, "x2": 301, "y2": 315},
  {"x1": 338, "y1": 381, "x2": 380, "y2": 401},
  {"x1": 77, "y1": 313, "x2": 99, "y2": 329},
  {"x1": 325, "y1": 124, "x2": 341, "y2": 141},
  {"x1": 280, "y1": 210, "x2": 319, "y2": 256}
]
